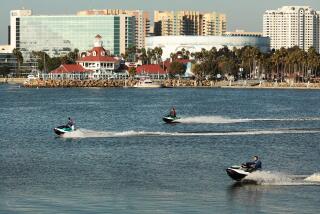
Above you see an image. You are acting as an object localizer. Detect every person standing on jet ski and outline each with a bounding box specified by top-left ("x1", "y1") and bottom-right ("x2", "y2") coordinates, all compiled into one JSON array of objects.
[
  {"x1": 243, "y1": 156, "x2": 262, "y2": 170},
  {"x1": 66, "y1": 117, "x2": 75, "y2": 130},
  {"x1": 169, "y1": 107, "x2": 176, "y2": 118}
]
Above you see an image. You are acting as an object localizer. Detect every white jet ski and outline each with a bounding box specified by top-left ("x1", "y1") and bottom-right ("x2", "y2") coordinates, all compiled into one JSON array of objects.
[
  {"x1": 53, "y1": 125, "x2": 74, "y2": 136},
  {"x1": 162, "y1": 115, "x2": 181, "y2": 123},
  {"x1": 226, "y1": 165, "x2": 255, "y2": 181}
]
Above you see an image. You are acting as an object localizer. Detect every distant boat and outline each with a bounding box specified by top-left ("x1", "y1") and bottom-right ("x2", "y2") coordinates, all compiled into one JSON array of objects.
[{"x1": 133, "y1": 78, "x2": 162, "y2": 88}]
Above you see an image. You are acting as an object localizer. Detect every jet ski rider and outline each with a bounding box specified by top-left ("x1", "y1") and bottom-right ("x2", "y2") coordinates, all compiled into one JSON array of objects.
[
  {"x1": 170, "y1": 107, "x2": 176, "y2": 117},
  {"x1": 242, "y1": 155, "x2": 262, "y2": 171},
  {"x1": 67, "y1": 117, "x2": 75, "y2": 130}
]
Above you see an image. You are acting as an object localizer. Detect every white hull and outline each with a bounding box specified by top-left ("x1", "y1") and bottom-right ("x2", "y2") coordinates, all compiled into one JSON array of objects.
[
  {"x1": 134, "y1": 84, "x2": 162, "y2": 88},
  {"x1": 134, "y1": 79, "x2": 162, "y2": 88}
]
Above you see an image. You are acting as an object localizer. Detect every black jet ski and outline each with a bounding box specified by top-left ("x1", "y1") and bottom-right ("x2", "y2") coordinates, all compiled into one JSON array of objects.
[
  {"x1": 53, "y1": 125, "x2": 74, "y2": 136},
  {"x1": 226, "y1": 165, "x2": 256, "y2": 181},
  {"x1": 162, "y1": 115, "x2": 181, "y2": 123}
]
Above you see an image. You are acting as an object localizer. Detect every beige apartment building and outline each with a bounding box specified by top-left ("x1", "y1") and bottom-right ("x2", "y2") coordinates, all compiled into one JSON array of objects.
[
  {"x1": 154, "y1": 10, "x2": 226, "y2": 36},
  {"x1": 77, "y1": 9, "x2": 150, "y2": 49}
]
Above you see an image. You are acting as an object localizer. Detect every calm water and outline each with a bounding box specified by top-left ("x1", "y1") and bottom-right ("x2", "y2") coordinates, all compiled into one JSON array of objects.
[{"x1": 0, "y1": 84, "x2": 320, "y2": 213}]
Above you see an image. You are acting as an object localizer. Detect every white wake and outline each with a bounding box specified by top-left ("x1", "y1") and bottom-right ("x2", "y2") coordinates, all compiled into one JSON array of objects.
[
  {"x1": 178, "y1": 116, "x2": 249, "y2": 124},
  {"x1": 243, "y1": 171, "x2": 320, "y2": 185},
  {"x1": 304, "y1": 173, "x2": 320, "y2": 182},
  {"x1": 177, "y1": 116, "x2": 320, "y2": 124},
  {"x1": 61, "y1": 128, "x2": 320, "y2": 138}
]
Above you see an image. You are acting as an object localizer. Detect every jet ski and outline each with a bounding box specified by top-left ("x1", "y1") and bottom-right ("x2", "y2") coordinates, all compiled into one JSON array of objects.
[
  {"x1": 162, "y1": 115, "x2": 181, "y2": 123},
  {"x1": 226, "y1": 165, "x2": 255, "y2": 181},
  {"x1": 53, "y1": 125, "x2": 74, "y2": 136}
]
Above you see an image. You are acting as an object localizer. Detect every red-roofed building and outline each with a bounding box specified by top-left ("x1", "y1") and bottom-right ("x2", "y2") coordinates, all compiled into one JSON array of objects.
[
  {"x1": 77, "y1": 35, "x2": 121, "y2": 79},
  {"x1": 50, "y1": 64, "x2": 93, "y2": 79},
  {"x1": 136, "y1": 64, "x2": 167, "y2": 79},
  {"x1": 49, "y1": 35, "x2": 122, "y2": 80}
]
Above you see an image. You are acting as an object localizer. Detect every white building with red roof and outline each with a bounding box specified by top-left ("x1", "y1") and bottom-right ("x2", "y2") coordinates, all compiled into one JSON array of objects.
[
  {"x1": 49, "y1": 35, "x2": 122, "y2": 80},
  {"x1": 77, "y1": 35, "x2": 121, "y2": 79},
  {"x1": 136, "y1": 64, "x2": 167, "y2": 79},
  {"x1": 50, "y1": 64, "x2": 93, "y2": 79}
]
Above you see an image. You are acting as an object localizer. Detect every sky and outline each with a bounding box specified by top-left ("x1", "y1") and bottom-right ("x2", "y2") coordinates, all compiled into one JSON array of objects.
[{"x1": 0, "y1": 0, "x2": 319, "y2": 44}]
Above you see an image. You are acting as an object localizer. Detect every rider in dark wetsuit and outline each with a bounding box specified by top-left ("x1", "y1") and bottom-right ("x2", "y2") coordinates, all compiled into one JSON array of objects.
[
  {"x1": 67, "y1": 117, "x2": 75, "y2": 130},
  {"x1": 243, "y1": 156, "x2": 262, "y2": 171}
]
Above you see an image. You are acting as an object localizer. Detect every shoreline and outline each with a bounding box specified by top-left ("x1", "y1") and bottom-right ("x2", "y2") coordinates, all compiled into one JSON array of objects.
[{"x1": 2, "y1": 78, "x2": 320, "y2": 90}]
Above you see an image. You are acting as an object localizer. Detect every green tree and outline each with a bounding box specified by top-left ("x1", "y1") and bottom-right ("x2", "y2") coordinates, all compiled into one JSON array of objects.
[
  {"x1": 125, "y1": 45, "x2": 137, "y2": 62},
  {"x1": 12, "y1": 48, "x2": 23, "y2": 74},
  {"x1": 192, "y1": 63, "x2": 206, "y2": 80},
  {"x1": 0, "y1": 65, "x2": 10, "y2": 77},
  {"x1": 31, "y1": 51, "x2": 61, "y2": 72},
  {"x1": 147, "y1": 48, "x2": 155, "y2": 64},
  {"x1": 138, "y1": 48, "x2": 148, "y2": 64},
  {"x1": 47, "y1": 57, "x2": 62, "y2": 72},
  {"x1": 217, "y1": 56, "x2": 238, "y2": 77},
  {"x1": 128, "y1": 67, "x2": 137, "y2": 77},
  {"x1": 168, "y1": 61, "x2": 185, "y2": 77},
  {"x1": 154, "y1": 47, "x2": 163, "y2": 64},
  {"x1": 306, "y1": 47, "x2": 319, "y2": 77}
]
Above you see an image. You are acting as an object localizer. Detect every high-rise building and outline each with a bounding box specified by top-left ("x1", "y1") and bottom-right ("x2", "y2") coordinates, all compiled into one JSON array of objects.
[
  {"x1": 319, "y1": 11, "x2": 320, "y2": 52},
  {"x1": 154, "y1": 10, "x2": 226, "y2": 36},
  {"x1": 263, "y1": 6, "x2": 320, "y2": 51},
  {"x1": 202, "y1": 12, "x2": 226, "y2": 36},
  {"x1": 10, "y1": 9, "x2": 135, "y2": 57},
  {"x1": 154, "y1": 11, "x2": 183, "y2": 36},
  {"x1": 77, "y1": 9, "x2": 150, "y2": 49}
]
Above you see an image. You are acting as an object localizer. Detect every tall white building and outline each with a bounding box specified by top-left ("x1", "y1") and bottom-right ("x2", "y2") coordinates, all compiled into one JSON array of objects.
[{"x1": 263, "y1": 6, "x2": 320, "y2": 52}]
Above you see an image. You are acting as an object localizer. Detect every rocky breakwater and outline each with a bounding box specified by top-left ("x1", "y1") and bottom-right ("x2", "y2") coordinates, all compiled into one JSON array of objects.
[
  {"x1": 24, "y1": 79, "x2": 220, "y2": 88},
  {"x1": 24, "y1": 79, "x2": 139, "y2": 88},
  {"x1": 163, "y1": 79, "x2": 225, "y2": 87},
  {"x1": 23, "y1": 78, "x2": 320, "y2": 89}
]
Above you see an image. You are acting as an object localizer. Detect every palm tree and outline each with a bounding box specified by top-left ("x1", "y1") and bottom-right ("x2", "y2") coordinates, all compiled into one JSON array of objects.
[
  {"x1": 139, "y1": 48, "x2": 148, "y2": 64},
  {"x1": 153, "y1": 47, "x2": 163, "y2": 64},
  {"x1": 12, "y1": 48, "x2": 23, "y2": 74},
  {"x1": 147, "y1": 48, "x2": 155, "y2": 64},
  {"x1": 306, "y1": 47, "x2": 319, "y2": 77},
  {"x1": 128, "y1": 67, "x2": 137, "y2": 78}
]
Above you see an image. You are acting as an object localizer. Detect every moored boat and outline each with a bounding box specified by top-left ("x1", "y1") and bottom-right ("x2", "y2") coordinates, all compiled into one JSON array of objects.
[{"x1": 134, "y1": 78, "x2": 162, "y2": 88}]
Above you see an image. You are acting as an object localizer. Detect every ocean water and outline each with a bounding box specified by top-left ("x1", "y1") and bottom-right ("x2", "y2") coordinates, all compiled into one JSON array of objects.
[{"x1": 0, "y1": 84, "x2": 320, "y2": 213}]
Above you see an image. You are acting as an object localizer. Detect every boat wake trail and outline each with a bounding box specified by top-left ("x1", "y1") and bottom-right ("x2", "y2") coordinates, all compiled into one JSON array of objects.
[
  {"x1": 178, "y1": 116, "x2": 249, "y2": 124},
  {"x1": 177, "y1": 116, "x2": 320, "y2": 124},
  {"x1": 62, "y1": 129, "x2": 162, "y2": 138},
  {"x1": 304, "y1": 173, "x2": 320, "y2": 182},
  {"x1": 243, "y1": 171, "x2": 320, "y2": 186},
  {"x1": 61, "y1": 128, "x2": 320, "y2": 138}
]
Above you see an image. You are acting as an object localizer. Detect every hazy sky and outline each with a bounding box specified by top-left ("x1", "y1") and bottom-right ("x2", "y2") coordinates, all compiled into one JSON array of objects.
[{"x1": 1, "y1": 0, "x2": 319, "y2": 44}]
